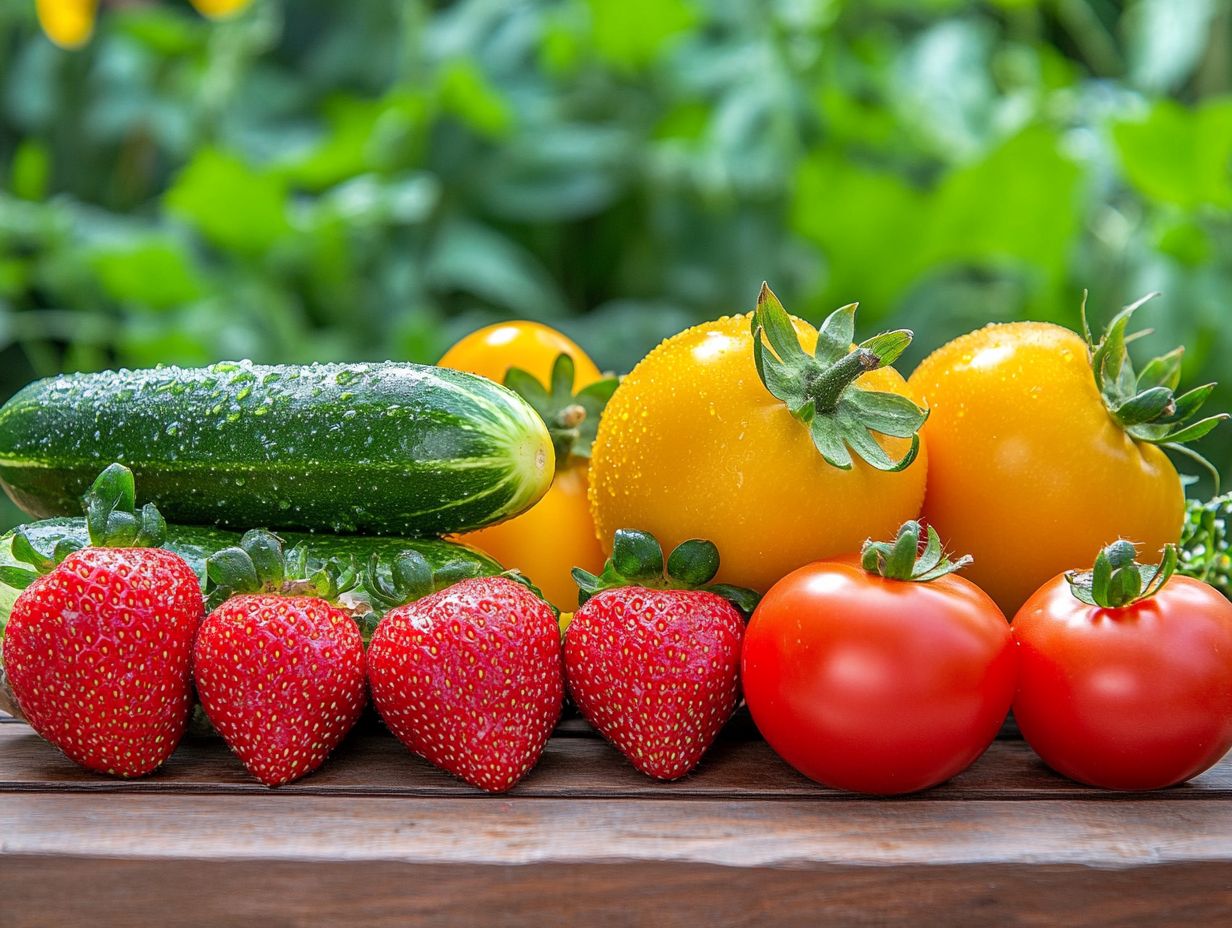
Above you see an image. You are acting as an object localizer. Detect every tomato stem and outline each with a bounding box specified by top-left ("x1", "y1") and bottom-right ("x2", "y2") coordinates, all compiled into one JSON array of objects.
[
  {"x1": 750, "y1": 283, "x2": 927, "y2": 473},
  {"x1": 805, "y1": 349, "x2": 883, "y2": 414},
  {"x1": 1065, "y1": 541, "x2": 1178, "y2": 608},
  {"x1": 861, "y1": 521, "x2": 973, "y2": 583}
]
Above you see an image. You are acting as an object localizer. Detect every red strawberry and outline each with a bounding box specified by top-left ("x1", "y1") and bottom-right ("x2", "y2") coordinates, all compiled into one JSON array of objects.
[
  {"x1": 367, "y1": 573, "x2": 563, "y2": 793},
  {"x1": 565, "y1": 530, "x2": 752, "y2": 780},
  {"x1": 194, "y1": 594, "x2": 367, "y2": 787},
  {"x1": 4, "y1": 545, "x2": 204, "y2": 777},
  {"x1": 193, "y1": 530, "x2": 367, "y2": 787}
]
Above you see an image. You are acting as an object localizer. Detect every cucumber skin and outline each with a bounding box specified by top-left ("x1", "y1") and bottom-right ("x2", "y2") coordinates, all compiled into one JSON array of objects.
[
  {"x1": 0, "y1": 361, "x2": 553, "y2": 536},
  {"x1": 0, "y1": 517, "x2": 502, "y2": 636}
]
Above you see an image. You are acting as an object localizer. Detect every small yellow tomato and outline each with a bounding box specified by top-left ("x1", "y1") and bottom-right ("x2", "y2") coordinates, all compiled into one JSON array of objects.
[
  {"x1": 36, "y1": 0, "x2": 96, "y2": 49},
  {"x1": 439, "y1": 322, "x2": 602, "y2": 391},
  {"x1": 439, "y1": 321, "x2": 610, "y2": 610},
  {"x1": 909, "y1": 316, "x2": 1201, "y2": 617},
  {"x1": 189, "y1": 0, "x2": 253, "y2": 19},
  {"x1": 589, "y1": 290, "x2": 929, "y2": 593}
]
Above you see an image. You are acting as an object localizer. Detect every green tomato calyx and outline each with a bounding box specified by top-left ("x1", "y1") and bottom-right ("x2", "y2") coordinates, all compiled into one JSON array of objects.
[
  {"x1": 861, "y1": 520, "x2": 973, "y2": 582},
  {"x1": 1065, "y1": 540, "x2": 1178, "y2": 609},
  {"x1": 0, "y1": 463, "x2": 161, "y2": 592},
  {"x1": 1083, "y1": 292, "x2": 1228, "y2": 489},
  {"x1": 205, "y1": 529, "x2": 359, "y2": 611},
  {"x1": 572, "y1": 528, "x2": 761, "y2": 616},
  {"x1": 751, "y1": 283, "x2": 927, "y2": 473},
  {"x1": 504, "y1": 353, "x2": 619, "y2": 470}
]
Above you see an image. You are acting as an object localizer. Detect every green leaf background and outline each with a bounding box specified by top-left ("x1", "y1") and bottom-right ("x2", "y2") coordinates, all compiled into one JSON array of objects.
[{"x1": 0, "y1": 0, "x2": 1231, "y2": 529}]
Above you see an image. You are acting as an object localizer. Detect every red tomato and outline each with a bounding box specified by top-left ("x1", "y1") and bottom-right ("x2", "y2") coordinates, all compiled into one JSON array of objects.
[
  {"x1": 1012, "y1": 569, "x2": 1232, "y2": 790},
  {"x1": 743, "y1": 554, "x2": 1015, "y2": 795}
]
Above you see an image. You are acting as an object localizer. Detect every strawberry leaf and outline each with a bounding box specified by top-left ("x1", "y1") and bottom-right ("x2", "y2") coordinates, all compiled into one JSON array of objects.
[{"x1": 576, "y1": 528, "x2": 760, "y2": 616}]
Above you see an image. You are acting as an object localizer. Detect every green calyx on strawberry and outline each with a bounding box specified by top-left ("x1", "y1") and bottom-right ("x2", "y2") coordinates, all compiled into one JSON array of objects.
[
  {"x1": 571, "y1": 529, "x2": 760, "y2": 617},
  {"x1": 565, "y1": 529, "x2": 751, "y2": 781},
  {"x1": 194, "y1": 529, "x2": 368, "y2": 787},
  {"x1": 363, "y1": 549, "x2": 499, "y2": 612},
  {"x1": 0, "y1": 462, "x2": 165, "y2": 592},
  {"x1": 205, "y1": 528, "x2": 359, "y2": 611},
  {"x1": 2, "y1": 463, "x2": 205, "y2": 777},
  {"x1": 367, "y1": 567, "x2": 563, "y2": 793}
]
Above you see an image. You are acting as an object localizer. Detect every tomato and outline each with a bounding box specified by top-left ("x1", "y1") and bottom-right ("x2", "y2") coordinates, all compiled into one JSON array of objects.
[
  {"x1": 1012, "y1": 543, "x2": 1232, "y2": 790},
  {"x1": 589, "y1": 289, "x2": 928, "y2": 593},
  {"x1": 439, "y1": 322, "x2": 603, "y2": 391},
  {"x1": 742, "y1": 523, "x2": 1015, "y2": 794},
  {"x1": 439, "y1": 321, "x2": 608, "y2": 610},
  {"x1": 908, "y1": 304, "x2": 1222, "y2": 617}
]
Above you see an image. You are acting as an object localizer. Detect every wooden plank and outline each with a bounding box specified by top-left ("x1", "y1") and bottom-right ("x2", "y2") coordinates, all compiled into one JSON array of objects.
[
  {"x1": 6, "y1": 793, "x2": 1232, "y2": 867},
  {"x1": 3, "y1": 856, "x2": 1229, "y2": 928},
  {"x1": 2, "y1": 723, "x2": 1230, "y2": 800}
]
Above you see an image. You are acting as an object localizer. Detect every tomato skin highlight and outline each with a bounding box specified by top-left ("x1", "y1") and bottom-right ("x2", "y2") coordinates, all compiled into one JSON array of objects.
[
  {"x1": 908, "y1": 322, "x2": 1185, "y2": 617},
  {"x1": 590, "y1": 314, "x2": 927, "y2": 593},
  {"x1": 439, "y1": 321, "x2": 605, "y2": 610},
  {"x1": 1012, "y1": 574, "x2": 1232, "y2": 790},
  {"x1": 742, "y1": 557, "x2": 1015, "y2": 794}
]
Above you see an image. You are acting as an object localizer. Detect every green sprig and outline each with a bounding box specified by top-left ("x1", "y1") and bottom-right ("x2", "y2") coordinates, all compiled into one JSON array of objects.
[
  {"x1": 750, "y1": 283, "x2": 927, "y2": 472},
  {"x1": 572, "y1": 528, "x2": 760, "y2": 616}
]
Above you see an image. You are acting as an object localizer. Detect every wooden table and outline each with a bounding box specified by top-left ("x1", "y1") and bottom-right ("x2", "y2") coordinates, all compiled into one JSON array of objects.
[{"x1": 3, "y1": 709, "x2": 1231, "y2": 927}]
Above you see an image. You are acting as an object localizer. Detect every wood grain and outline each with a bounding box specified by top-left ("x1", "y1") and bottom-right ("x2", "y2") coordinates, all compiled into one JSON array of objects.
[
  {"x1": 7, "y1": 793, "x2": 1232, "y2": 867},
  {"x1": 4, "y1": 708, "x2": 1231, "y2": 926},
  {"x1": 4, "y1": 856, "x2": 1230, "y2": 928},
  {"x1": 2, "y1": 723, "x2": 1230, "y2": 800}
]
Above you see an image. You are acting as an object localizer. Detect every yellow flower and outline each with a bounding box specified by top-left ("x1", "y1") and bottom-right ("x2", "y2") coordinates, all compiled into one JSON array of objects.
[{"x1": 36, "y1": 0, "x2": 252, "y2": 49}]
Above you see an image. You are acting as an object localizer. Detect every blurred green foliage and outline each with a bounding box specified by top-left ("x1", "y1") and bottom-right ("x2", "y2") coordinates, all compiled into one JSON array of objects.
[{"x1": 1, "y1": 0, "x2": 1231, "y2": 531}]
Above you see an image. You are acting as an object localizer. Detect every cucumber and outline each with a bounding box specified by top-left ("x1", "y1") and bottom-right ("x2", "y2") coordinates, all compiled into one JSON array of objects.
[
  {"x1": 0, "y1": 361, "x2": 554, "y2": 535},
  {"x1": 0, "y1": 517, "x2": 503, "y2": 635}
]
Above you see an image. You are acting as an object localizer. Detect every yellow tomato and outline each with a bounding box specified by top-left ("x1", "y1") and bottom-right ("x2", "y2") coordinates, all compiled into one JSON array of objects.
[
  {"x1": 439, "y1": 322, "x2": 602, "y2": 391},
  {"x1": 190, "y1": 0, "x2": 253, "y2": 17},
  {"x1": 439, "y1": 321, "x2": 607, "y2": 610},
  {"x1": 589, "y1": 313, "x2": 928, "y2": 593},
  {"x1": 37, "y1": 0, "x2": 250, "y2": 49},
  {"x1": 36, "y1": 0, "x2": 96, "y2": 49},
  {"x1": 908, "y1": 322, "x2": 1186, "y2": 616}
]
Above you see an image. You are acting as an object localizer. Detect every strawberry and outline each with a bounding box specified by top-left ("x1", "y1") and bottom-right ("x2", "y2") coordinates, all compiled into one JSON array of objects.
[
  {"x1": 193, "y1": 531, "x2": 367, "y2": 787},
  {"x1": 366, "y1": 556, "x2": 563, "y2": 793},
  {"x1": 0, "y1": 464, "x2": 204, "y2": 777},
  {"x1": 565, "y1": 530, "x2": 755, "y2": 780}
]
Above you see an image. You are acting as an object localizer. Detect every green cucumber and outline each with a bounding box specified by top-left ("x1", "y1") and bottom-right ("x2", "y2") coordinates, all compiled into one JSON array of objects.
[
  {"x1": 0, "y1": 361, "x2": 553, "y2": 535},
  {"x1": 0, "y1": 517, "x2": 503, "y2": 635}
]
